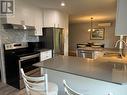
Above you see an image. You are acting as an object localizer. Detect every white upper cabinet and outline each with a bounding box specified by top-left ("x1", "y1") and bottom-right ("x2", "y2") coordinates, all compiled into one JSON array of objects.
[
  {"x1": 115, "y1": 0, "x2": 127, "y2": 36},
  {"x1": 21, "y1": 7, "x2": 35, "y2": 26},
  {"x1": 34, "y1": 9, "x2": 43, "y2": 36},
  {"x1": 5, "y1": 0, "x2": 43, "y2": 36},
  {"x1": 43, "y1": 9, "x2": 57, "y2": 27},
  {"x1": 4, "y1": 0, "x2": 35, "y2": 25},
  {"x1": 4, "y1": 0, "x2": 23, "y2": 24},
  {"x1": 43, "y1": 9, "x2": 67, "y2": 28}
]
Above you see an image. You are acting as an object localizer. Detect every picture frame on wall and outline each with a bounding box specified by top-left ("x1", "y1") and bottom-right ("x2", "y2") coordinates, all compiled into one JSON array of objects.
[{"x1": 90, "y1": 28, "x2": 104, "y2": 40}]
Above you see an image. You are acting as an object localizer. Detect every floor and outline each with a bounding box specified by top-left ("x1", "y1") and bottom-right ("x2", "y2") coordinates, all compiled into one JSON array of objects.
[
  {"x1": 69, "y1": 51, "x2": 76, "y2": 56},
  {"x1": 0, "y1": 82, "x2": 25, "y2": 95}
]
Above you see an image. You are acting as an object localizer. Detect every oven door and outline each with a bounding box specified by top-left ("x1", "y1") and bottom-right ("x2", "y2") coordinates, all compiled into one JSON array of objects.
[
  {"x1": 19, "y1": 53, "x2": 40, "y2": 75},
  {"x1": 19, "y1": 53, "x2": 41, "y2": 89}
]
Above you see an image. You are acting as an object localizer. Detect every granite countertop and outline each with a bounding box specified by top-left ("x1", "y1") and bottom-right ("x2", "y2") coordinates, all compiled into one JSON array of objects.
[{"x1": 34, "y1": 55, "x2": 127, "y2": 85}]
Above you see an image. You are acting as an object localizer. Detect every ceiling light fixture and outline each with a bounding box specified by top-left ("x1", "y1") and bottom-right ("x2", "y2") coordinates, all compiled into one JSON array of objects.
[
  {"x1": 88, "y1": 17, "x2": 95, "y2": 32},
  {"x1": 61, "y1": 1, "x2": 65, "y2": 7}
]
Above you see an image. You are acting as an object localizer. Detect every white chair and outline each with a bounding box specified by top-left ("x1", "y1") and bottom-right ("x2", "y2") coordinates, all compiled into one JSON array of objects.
[
  {"x1": 20, "y1": 68, "x2": 58, "y2": 95},
  {"x1": 63, "y1": 80, "x2": 83, "y2": 95},
  {"x1": 80, "y1": 51, "x2": 87, "y2": 58}
]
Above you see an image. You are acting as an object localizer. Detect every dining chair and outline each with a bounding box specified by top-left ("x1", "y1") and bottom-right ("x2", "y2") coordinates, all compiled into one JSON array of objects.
[
  {"x1": 63, "y1": 80, "x2": 83, "y2": 95},
  {"x1": 80, "y1": 51, "x2": 86, "y2": 58},
  {"x1": 20, "y1": 68, "x2": 58, "y2": 95}
]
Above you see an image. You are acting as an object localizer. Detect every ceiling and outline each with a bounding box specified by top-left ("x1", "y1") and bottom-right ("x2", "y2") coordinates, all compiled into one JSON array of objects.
[{"x1": 26, "y1": 0, "x2": 117, "y2": 23}]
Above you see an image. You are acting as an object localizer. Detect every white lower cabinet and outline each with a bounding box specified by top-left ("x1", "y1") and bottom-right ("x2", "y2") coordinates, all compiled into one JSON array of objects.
[
  {"x1": 40, "y1": 50, "x2": 52, "y2": 75},
  {"x1": 40, "y1": 50, "x2": 52, "y2": 61}
]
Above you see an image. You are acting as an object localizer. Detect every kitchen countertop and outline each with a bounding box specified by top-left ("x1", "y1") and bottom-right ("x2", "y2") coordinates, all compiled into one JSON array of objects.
[
  {"x1": 77, "y1": 47, "x2": 127, "y2": 53},
  {"x1": 77, "y1": 47, "x2": 121, "y2": 52},
  {"x1": 34, "y1": 55, "x2": 127, "y2": 85}
]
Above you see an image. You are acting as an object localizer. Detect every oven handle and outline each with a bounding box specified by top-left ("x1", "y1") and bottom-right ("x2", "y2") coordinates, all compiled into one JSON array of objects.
[{"x1": 19, "y1": 53, "x2": 40, "y2": 61}]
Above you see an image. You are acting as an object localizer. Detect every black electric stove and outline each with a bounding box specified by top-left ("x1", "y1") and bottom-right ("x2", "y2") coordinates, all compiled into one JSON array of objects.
[{"x1": 4, "y1": 42, "x2": 42, "y2": 89}]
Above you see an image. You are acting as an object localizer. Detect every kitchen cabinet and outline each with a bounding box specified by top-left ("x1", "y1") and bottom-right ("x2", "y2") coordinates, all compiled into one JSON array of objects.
[
  {"x1": 40, "y1": 49, "x2": 52, "y2": 75},
  {"x1": 20, "y1": 6, "x2": 43, "y2": 36},
  {"x1": 34, "y1": 9, "x2": 43, "y2": 36},
  {"x1": 115, "y1": 0, "x2": 127, "y2": 36},
  {"x1": 18, "y1": 0, "x2": 36, "y2": 26},
  {"x1": 3, "y1": 0, "x2": 43, "y2": 36},
  {"x1": 43, "y1": 9, "x2": 58, "y2": 27},
  {"x1": 34, "y1": 26, "x2": 43, "y2": 36},
  {"x1": 3, "y1": 0, "x2": 29, "y2": 25},
  {"x1": 40, "y1": 50, "x2": 52, "y2": 61},
  {"x1": 21, "y1": 8, "x2": 35, "y2": 26},
  {"x1": 3, "y1": 1, "x2": 23, "y2": 24},
  {"x1": 43, "y1": 9, "x2": 67, "y2": 28},
  {"x1": 5, "y1": 15, "x2": 21, "y2": 25}
]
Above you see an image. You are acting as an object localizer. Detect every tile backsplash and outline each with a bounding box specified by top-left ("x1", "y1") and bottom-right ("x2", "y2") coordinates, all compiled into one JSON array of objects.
[{"x1": 0, "y1": 26, "x2": 39, "y2": 44}]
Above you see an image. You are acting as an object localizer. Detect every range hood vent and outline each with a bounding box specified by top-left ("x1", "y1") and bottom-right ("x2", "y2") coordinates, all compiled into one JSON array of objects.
[{"x1": 3, "y1": 23, "x2": 35, "y2": 30}]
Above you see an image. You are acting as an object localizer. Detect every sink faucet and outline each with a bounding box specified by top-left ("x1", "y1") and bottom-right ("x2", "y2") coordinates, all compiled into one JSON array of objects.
[{"x1": 114, "y1": 35, "x2": 127, "y2": 57}]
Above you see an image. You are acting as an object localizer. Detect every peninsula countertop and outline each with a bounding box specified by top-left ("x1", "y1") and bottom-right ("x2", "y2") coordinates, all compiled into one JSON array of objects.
[
  {"x1": 77, "y1": 47, "x2": 123, "y2": 52},
  {"x1": 34, "y1": 55, "x2": 127, "y2": 85}
]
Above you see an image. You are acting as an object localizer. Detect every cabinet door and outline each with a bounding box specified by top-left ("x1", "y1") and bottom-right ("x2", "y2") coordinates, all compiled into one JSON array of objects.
[
  {"x1": 40, "y1": 50, "x2": 52, "y2": 61},
  {"x1": 40, "y1": 52, "x2": 46, "y2": 61},
  {"x1": 46, "y1": 50, "x2": 52, "y2": 59},
  {"x1": 43, "y1": 10, "x2": 59, "y2": 27},
  {"x1": 22, "y1": 7, "x2": 35, "y2": 26},
  {"x1": 5, "y1": 0, "x2": 23, "y2": 24},
  {"x1": 43, "y1": 10, "x2": 54, "y2": 27},
  {"x1": 57, "y1": 12, "x2": 65, "y2": 28},
  {"x1": 4, "y1": 2, "x2": 34, "y2": 26},
  {"x1": 34, "y1": 26, "x2": 42, "y2": 36},
  {"x1": 34, "y1": 9, "x2": 43, "y2": 36}
]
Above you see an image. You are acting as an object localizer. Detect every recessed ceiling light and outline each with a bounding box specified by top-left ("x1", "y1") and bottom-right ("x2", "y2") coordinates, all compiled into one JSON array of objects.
[{"x1": 61, "y1": 1, "x2": 65, "y2": 7}]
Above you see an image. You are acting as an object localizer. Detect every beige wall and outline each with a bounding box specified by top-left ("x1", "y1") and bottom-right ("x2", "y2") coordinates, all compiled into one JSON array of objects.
[{"x1": 69, "y1": 22, "x2": 119, "y2": 51}]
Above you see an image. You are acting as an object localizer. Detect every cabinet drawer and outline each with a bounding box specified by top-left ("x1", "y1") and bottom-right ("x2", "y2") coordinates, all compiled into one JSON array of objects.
[{"x1": 40, "y1": 50, "x2": 52, "y2": 61}]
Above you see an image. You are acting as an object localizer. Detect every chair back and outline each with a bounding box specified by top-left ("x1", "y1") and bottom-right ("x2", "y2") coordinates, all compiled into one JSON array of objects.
[
  {"x1": 20, "y1": 68, "x2": 48, "y2": 95},
  {"x1": 80, "y1": 51, "x2": 86, "y2": 58},
  {"x1": 63, "y1": 80, "x2": 83, "y2": 95}
]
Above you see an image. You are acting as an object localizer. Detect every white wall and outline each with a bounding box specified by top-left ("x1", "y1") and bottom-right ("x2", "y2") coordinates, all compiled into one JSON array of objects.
[{"x1": 69, "y1": 22, "x2": 119, "y2": 51}]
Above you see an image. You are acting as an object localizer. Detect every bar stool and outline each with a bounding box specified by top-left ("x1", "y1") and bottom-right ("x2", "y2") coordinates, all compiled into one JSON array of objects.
[
  {"x1": 20, "y1": 68, "x2": 58, "y2": 95},
  {"x1": 63, "y1": 80, "x2": 83, "y2": 95}
]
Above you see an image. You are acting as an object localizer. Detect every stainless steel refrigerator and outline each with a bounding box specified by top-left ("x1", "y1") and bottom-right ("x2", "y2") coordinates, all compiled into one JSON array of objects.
[{"x1": 39, "y1": 27, "x2": 64, "y2": 56}]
